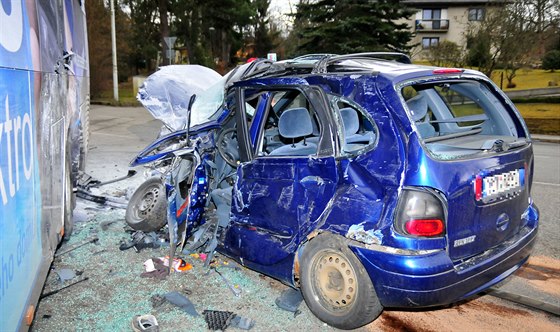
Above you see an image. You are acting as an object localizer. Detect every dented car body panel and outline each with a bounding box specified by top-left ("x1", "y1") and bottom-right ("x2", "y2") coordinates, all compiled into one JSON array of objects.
[{"x1": 133, "y1": 55, "x2": 538, "y2": 315}]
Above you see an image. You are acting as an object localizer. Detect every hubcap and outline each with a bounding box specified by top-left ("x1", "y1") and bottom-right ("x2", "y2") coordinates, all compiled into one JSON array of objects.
[
  {"x1": 314, "y1": 251, "x2": 357, "y2": 309},
  {"x1": 137, "y1": 186, "x2": 159, "y2": 217}
]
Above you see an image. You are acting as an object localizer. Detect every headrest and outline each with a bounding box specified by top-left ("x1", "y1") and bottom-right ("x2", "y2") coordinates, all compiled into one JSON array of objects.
[
  {"x1": 406, "y1": 94, "x2": 428, "y2": 121},
  {"x1": 278, "y1": 107, "x2": 313, "y2": 138}
]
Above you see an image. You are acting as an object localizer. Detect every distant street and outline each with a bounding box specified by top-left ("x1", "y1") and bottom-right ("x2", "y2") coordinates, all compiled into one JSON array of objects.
[{"x1": 531, "y1": 142, "x2": 560, "y2": 259}]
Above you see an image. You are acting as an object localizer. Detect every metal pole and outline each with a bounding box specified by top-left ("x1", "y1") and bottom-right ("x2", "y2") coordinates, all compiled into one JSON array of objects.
[{"x1": 110, "y1": 0, "x2": 119, "y2": 101}]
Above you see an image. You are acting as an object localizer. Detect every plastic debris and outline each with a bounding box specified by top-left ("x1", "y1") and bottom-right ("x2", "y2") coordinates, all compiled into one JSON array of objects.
[
  {"x1": 212, "y1": 268, "x2": 241, "y2": 297},
  {"x1": 230, "y1": 315, "x2": 255, "y2": 330},
  {"x1": 140, "y1": 258, "x2": 168, "y2": 280},
  {"x1": 131, "y1": 314, "x2": 159, "y2": 332},
  {"x1": 162, "y1": 256, "x2": 193, "y2": 272},
  {"x1": 55, "y1": 269, "x2": 76, "y2": 283},
  {"x1": 202, "y1": 310, "x2": 255, "y2": 331},
  {"x1": 119, "y1": 231, "x2": 160, "y2": 252},
  {"x1": 275, "y1": 288, "x2": 304, "y2": 313},
  {"x1": 163, "y1": 291, "x2": 199, "y2": 316},
  {"x1": 40, "y1": 277, "x2": 89, "y2": 299},
  {"x1": 203, "y1": 310, "x2": 235, "y2": 330},
  {"x1": 141, "y1": 256, "x2": 193, "y2": 279},
  {"x1": 55, "y1": 236, "x2": 99, "y2": 257}
]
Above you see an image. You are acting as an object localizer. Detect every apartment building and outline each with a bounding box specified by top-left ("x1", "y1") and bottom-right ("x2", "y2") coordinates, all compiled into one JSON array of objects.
[{"x1": 401, "y1": 0, "x2": 507, "y2": 59}]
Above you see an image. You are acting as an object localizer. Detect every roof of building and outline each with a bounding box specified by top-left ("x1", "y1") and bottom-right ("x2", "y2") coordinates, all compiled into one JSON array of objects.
[{"x1": 402, "y1": 0, "x2": 507, "y2": 6}]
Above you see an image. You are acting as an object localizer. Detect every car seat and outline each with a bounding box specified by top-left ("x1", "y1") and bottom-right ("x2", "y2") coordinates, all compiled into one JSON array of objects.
[
  {"x1": 406, "y1": 94, "x2": 436, "y2": 138},
  {"x1": 269, "y1": 107, "x2": 317, "y2": 156}
]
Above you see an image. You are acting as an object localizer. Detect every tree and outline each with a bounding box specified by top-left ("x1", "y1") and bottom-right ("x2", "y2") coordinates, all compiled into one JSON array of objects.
[
  {"x1": 251, "y1": 0, "x2": 279, "y2": 58},
  {"x1": 523, "y1": 0, "x2": 560, "y2": 57},
  {"x1": 293, "y1": 0, "x2": 414, "y2": 55},
  {"x1": 159, "y1": 0, "x2": 171, "y2": 65},
  {"x1": 86, "y1": 0, "x2": 132, "y2": 97},
  {"x1": 465, "y1": 1, "x2": 536, "y2": 84},
  {"x1": 122, "y1": 0, "x2": 160, "y2": 74},
  {"x1": 427, "y1": 40, "x2": 463, "y2": 67}
]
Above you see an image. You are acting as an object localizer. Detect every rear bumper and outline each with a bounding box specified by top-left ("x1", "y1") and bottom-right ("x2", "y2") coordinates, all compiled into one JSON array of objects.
[{"x1": 350, "y1": 206, "x2": 538, "y2": 308}]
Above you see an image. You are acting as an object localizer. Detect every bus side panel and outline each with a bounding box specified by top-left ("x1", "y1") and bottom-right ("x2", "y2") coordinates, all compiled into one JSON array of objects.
[
  {"x1": 0, "y1": 1, "x2": 71, "y2": 330},
  {"x1": 0, "y1": 68, "x2": 43, "y2": 331}
]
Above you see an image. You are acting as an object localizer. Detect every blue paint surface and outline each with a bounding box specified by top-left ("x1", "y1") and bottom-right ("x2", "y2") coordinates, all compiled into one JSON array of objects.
[{"x1": 140, "y1": 57, "x2": 539, "y2": 309}]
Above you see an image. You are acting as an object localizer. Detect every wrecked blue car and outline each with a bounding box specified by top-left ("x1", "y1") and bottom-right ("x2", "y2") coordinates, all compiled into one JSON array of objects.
[{"x1": 127, "y1": 54, "x2": 539, "y2": 329}]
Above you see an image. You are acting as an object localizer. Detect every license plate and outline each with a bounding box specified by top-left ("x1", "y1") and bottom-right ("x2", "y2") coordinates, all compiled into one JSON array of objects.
[{"x1": 474, "y1": 168, "x2": 525, "y2": 201}]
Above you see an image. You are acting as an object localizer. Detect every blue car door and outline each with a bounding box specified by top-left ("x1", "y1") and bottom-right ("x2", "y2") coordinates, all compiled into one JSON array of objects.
[{"x1": 224, "y1": 86, "x2": 339, "y2": 266}]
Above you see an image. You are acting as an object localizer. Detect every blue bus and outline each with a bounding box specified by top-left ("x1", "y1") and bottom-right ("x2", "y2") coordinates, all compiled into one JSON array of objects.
[{"x1": 0, "y1": 1, "x2": 89, "y2": 330}]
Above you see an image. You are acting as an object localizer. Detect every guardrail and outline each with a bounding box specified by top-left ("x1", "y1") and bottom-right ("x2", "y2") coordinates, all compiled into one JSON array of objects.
[{"x1": 505, "y1": 87, "x2": 560, "y2": 98}]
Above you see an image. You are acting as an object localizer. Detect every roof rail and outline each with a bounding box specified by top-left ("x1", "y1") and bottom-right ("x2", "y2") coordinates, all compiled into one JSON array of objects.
[{"x1": 312, "y1": 52, "x2": 411, "y2": 74}]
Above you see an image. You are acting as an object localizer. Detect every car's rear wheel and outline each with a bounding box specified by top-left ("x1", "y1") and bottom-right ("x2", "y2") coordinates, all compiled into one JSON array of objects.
[
  {"x1": 125, "y1": 178, "x2": 167, "y2": 232},
  {"x1": 300, "y1": 233, "x2": 383, "y2": 330}
]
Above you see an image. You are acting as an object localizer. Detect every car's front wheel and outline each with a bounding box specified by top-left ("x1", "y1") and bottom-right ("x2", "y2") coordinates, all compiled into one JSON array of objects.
[
  {"x1": 300, "y1": 233, "x2": 383, "y2": 330},
  {"x1": 125, "y1": 178, "x2": 167, "y2": 232}
]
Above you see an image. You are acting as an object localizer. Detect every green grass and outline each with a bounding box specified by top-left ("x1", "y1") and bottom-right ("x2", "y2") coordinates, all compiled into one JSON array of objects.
[
  {"x1": 413, "y1": 60, "x2": 560, "y2": 91},
  {"x1": 490, "y1": 69, "x2": 560, "y2": 90},
  {"x1": 515, "y1": 103, "x2": 560, "y2": 135},
  {"x1": 446, "y1": 102, "x2": 559, "y2": 134},
  {"x1": 515, "y1": 103, "x2": 560, "y2": 118},
  {"x1": 93, "y1": 81, "x2": 140, "y2": 106}
]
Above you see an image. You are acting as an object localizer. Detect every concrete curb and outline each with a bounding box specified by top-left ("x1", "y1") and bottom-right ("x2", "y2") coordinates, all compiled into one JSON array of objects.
[{"x1": 531, "y1": 135, "x2": 560, "y2": 144}]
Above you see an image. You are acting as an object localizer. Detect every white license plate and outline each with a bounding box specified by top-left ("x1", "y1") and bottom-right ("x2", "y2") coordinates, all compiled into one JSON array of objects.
[{"x1": 483, "y1": 169, "x2": 523, "y2": 198}]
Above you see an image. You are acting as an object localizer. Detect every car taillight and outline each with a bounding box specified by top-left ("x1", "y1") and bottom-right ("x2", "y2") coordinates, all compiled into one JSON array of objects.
[
  {"x1": 405, "y1": 219, "x2": 445, "y2": 237},
  {"x1": 474, "y1": 174, "x2": 483, "y2": 201},
  {"x1": 394, "y1": 188, "x2": 446, "y2": 238}
]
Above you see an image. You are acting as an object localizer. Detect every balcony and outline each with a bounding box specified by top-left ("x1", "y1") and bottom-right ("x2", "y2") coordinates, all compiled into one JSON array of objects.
[{"x1": 415, "y1": 19, "x2": 449, "y2": 32}]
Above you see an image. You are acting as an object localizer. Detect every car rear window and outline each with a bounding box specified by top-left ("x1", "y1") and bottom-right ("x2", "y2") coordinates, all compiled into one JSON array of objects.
[{"x1": 401, "y1": 79, "x2": 528, "y2": 159}]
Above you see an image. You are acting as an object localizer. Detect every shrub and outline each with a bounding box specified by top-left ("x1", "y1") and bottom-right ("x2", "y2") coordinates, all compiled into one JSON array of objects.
[
  {"x1": 542, "y1": 50, "x2": 560, "y2": 72},
  {"x1": 427, "y1": 40, "x2": 464, "y2": 67}
]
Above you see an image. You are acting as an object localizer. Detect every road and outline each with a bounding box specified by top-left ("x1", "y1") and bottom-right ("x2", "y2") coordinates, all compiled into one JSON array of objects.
[
  {"x1": 531, "y1": 142, "x2": 560, "y2": 259},
  {"x1": 33, "y1": 105, "x2": 559, "y2": 331}
]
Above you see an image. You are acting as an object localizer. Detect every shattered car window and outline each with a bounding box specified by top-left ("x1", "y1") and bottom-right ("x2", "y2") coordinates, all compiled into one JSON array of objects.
[
  {"x1": 243, "y1": 89, "x2": 321, "y2": 157},
  {"x1": 190, "y1": 76, "x2": 227, "y2": 126},
  {"x1": 137, "y1": 65, "x2": 222, "y2": 131},
  {"x1": 402, "y1": 80, "x2": 527, "y2": 159},
  {"x1": 328, "y1": 95, "x2": 378, "y2": 154}
]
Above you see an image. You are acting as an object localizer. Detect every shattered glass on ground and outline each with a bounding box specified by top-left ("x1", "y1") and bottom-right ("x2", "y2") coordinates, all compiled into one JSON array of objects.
[{"x1": 32, "y1": 198, "x2": 338, "y2": 331}]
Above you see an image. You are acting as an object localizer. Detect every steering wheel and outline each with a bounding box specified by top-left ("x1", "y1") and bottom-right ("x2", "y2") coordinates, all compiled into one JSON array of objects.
[{"x1": 217, "y1": 127, "x2": 240, "y2": 167}]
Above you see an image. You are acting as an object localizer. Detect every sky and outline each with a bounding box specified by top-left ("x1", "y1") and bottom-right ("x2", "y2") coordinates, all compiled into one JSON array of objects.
[{"x1": 269, "y1": 0, "x2": 296, "y2": 33}]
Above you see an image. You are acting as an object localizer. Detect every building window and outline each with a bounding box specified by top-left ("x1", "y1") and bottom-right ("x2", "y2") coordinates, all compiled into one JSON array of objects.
[
  {"x1": 422, "y1": 9, "x2": 441, "y2": 20},
  {"x1": 422, "y1": 37, "x2": 439, "y2": 49},
  {"x1": 468, "y1": 8, "x2": 485, "y2": 21},
  {"x1": 422, "y1": 9, "x2": 442, "y2": 29}
]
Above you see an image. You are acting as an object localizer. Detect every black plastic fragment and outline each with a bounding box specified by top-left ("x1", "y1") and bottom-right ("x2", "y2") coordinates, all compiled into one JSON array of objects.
[
  {"x1": 275, "y1": 288, "x2": 304, "y2": 313},
  {"x1": 203, "y1": 310, "x2": 235, "y2": 330}
]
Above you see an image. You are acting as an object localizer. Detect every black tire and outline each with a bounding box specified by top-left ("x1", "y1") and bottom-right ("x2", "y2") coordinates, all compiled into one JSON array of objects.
[
  {"x1": 63, "y1": 156, "x2": 75, "y2": 240},
  {"x1": 300, "y1": 233, "x2": 383, "y2": 330},
  {"x1": 125, "y1": 178, "x2": 167, "y2": 232},
  {"x1": 78, "y1": 105, "x2": 89, "y2": 172}
]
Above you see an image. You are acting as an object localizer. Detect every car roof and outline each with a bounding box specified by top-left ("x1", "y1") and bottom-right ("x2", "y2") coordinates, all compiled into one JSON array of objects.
[{"x1": 237, "y1": 53, "x2": 484, "y2": 85}]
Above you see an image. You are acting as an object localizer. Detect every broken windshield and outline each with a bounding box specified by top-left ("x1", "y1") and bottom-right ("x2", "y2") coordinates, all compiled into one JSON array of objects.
[
  {"x1": 137, "y1": 65, "x2": 222, "y2": 131},
  {"x1": 401, "y1": 79, "x2": 527, "y2": 159}
]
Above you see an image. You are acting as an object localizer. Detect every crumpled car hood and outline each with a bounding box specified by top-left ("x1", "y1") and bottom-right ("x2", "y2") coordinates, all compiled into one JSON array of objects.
[{"x1": 137, "y1": 65, "x2": 222, "y2": 131}]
